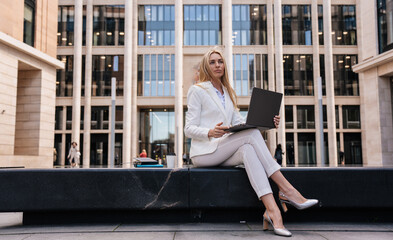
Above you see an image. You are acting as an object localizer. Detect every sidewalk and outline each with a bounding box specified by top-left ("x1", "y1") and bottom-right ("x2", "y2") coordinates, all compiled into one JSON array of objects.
[{"x1": 1, "y1": 213, "x2": 392, "y2": 240}]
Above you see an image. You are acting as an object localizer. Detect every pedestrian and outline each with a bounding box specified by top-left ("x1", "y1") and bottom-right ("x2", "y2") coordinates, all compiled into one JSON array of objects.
[
  {"x1": 140, "y1": 149, "x2": 147, "y2": 158},
  {"x1": 67, "y1": 142, "x2": 79, "y2": 168},
  {"x1": 274, "y1": 144, "x2": 284, "y2": 166},
  {"x1": 339, "y1": 150, "x2": 345, "y2": 165},
  {"x1": 185, "y1": 49, "x2": 318, "y2": 237}
]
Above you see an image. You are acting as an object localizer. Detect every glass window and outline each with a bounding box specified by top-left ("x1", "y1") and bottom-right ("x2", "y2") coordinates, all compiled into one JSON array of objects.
[
  {"x1": 285, "y1": 105, "x2": 293, "y2": 129},
  {"x1": 24, "y1": 0, "x2": 35, "y2": 46},
  {"x1": 58, "y1": 6, "x2": 87, "y2": 46},
  {"x1": 139, "y1": 109, "x2": 175, "y2": 161},
  {"x1": 91, "y1": 106, "x2": 109, "y2": 130},
  {"x1": 318, "y1": 5, "x2": 324, "y2": 45},
  {"x1": 283, "y1": 55, "x2": 314, "y2": 96},
  {"x1": 93, "y1": 5, "x2": 125, "y2": 46},
  {"x1": 285, "y1": 133, "x2": 295, "y2": 165},
  {"x1": 139, "y1": 5, "x2": 174, "y2": 46},
  {"x1": 282, "y1": 5, "x2": 312, "y2": 45},
  {"x1": 343, "y1": 133, "x2": 362, "y2": 164},
  {"x1": 378, "y1": 0, "x2": 393, "y2": 53},
  {"x1": 66, "y1": 106, "x2": 72, "y2": 130},
  {"x1": 55, "y1": 107, "x2": 64, "y2": 130},
  {"x1": 322, "y1": 105, "x2": 339, "y2": 128},
  {"x1": 297, "y1": 105, "x2": 315, "y2": 129},
  {"x1": 56, "y1": 56, "x2": 75, "y2": 97},
  {"x1": 298, "y1": 133, "x2": 316, "y2": 165},
  {"x1": 342, "y1": 105, "x2": 361, "y2": 129},
  {"x1": 184, "y1": 5, "x2": 221, "y2": 46},
  {"x1": 115, "y1": 106, "x2": 123, "y2": 129},
  {"x1": 333, "y1": 55, "x2": 358, "y2": 96},
  {"x1": 232, "y1": 54, "x2": 268, "y2": 96},
  {"x1": 92, "y1": 55, "x2": 124, "y2": 97},
  {"x1": 138, "y1": 54, "x2": 175, "y2": 96},
  {"x1": 232, "y1": 5, "x2": 267, "y2": 45}
]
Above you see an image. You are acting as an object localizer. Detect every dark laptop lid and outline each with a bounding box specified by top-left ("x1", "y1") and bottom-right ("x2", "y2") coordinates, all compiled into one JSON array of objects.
[{"x1": 246, "y1": 88, "x2": 283, "y2": 129}]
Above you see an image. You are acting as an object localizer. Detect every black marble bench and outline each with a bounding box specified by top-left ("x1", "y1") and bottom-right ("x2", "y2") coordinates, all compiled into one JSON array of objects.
[{"x1": 0, "y1": 167, "x2": 392, "y2": 224}]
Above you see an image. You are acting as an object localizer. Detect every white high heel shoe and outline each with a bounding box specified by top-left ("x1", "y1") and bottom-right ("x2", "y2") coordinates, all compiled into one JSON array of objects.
[
  {"x1": 263, "y1": 211, "x2": 292, "y2": 237},
  {"x1": 279, "y1": 191, "x2": 319, "y2": 212}
]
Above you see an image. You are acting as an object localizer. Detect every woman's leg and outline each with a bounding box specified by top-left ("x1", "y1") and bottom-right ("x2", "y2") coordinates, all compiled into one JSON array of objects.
[{"x1": 270, "y1": 171, "x2": 307, "y2": 204}]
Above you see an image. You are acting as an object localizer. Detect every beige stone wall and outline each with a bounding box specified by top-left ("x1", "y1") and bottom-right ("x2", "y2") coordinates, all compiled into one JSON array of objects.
[
  {"x1": 0, "y1": 0, "x2": 58, "y2": 57},
  {"x1": 378, "y1": 76, "x2": 393, "y2": 166},
  {"x1": 0, "y1": 37, "x2": 59, "y2": 168}
]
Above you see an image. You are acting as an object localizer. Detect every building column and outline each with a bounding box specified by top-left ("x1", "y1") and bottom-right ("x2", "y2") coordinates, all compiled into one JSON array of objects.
[
  {"x1": 123, "y1": 0, "x2": 133, "y2": 167},
  {"x1": 274, "y1": 0, "x2": 286, "y2": 166},
  {"x1": 222, "y1": 0, "x2": 233, "y2": 86},
  {"x1": 83, "y1": 0, "x2": 93, "y2": 168},
  {"x1": 267, "y1": 0, "x2": 277, "y2": 155},
  {"x1": 312, "y1": 0, "x2": 323, "y2": 166},
  {"x1": 323, "y1": 0, "x2": 338, "y2": 166},
  {"x1": 131, "y1": 0, "x2": 138, "y2": 163},
  {"x1": 72, "y1": 0, "x2": 83, "y2": 146},
  {"x1": 175, "y1": 0, "x2": 184, "y2": 168}
]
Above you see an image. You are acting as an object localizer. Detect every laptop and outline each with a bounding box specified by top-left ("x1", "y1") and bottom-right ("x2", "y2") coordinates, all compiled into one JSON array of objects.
[{"x1": 225, "y1": 88, "x2": 283, "y2": 132}]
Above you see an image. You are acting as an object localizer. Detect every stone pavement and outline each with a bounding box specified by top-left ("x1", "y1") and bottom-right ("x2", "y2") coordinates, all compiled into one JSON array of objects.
[{"x1": 1, "y1": 213, "x2": 392, "y2": 240}]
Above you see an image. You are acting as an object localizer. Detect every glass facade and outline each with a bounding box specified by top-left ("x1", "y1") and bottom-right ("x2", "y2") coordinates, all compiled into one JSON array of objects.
[
  {"x1": 184, "y1": 5, "x2": 221, "y2": 45},
  {"x1": 297, "y1": 105, "x2": 315, "y2": 129},
  {"x1": 92, "y1": 55, "x2": 124, "y2": 96},
  {"x1": 91, "y1": 106, "x2": 109, "y2": 130},
  {"x1": 57, "y1": 6, "x2": 86, "y2": 46},
  {"x1": 24, "y1": 0, "x2": 35, "y2": 47},
  {"x1": 298, "y1": 133, "x2": 316, "y2": 165},
  {"x1": 342, "y1": 105, "x2": 361, "y2": 129},
  {"x1": 93, "y1": 5, "x2": 125, "y2": 46},
  {"x1": 138, "y1": 5, "x2": 175, "y2": 46},
  {"x1": 283, "y1": 55, "x2": 313, "y2": 96},
  {"x1": 139, "y1": 109, "x2": 175, "y2": 161},
  {"x1": 285, "y1": 105, "x2": 294, "y2": 129},
  {"x1": 56, "y1": 56, "x2": 86, "y2": 97},
  {"x1": 232, "y1": 5, "x2": 267, "y2": 45},
  {"x1": 138, "y1": 54, "x2": 175, "y2": 96},
  {"x1": 233, "y1": 54, "x2": 268, "y2": 96},
  {"x1": 282, "y1": 5, "x2": 312, "y2": 45},
  {"x1": 378, "y1": 0, "x2": 393, "y2": 53}
]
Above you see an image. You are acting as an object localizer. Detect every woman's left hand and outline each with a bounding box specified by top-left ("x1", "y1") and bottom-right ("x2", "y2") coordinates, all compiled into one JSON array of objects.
[{"x1": 274, "y1": 115, "x2": 280, "y2": 128}]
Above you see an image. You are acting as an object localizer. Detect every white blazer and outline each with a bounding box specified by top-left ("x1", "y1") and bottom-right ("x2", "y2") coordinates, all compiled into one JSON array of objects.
[{"x1": 184, "y1": 81, "x2": 245, "y2": 158}]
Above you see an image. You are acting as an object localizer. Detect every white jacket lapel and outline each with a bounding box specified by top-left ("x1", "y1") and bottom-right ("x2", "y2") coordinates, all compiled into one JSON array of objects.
[{"x1": 203, "y1": 82, "x2": 229, "y2": 124}]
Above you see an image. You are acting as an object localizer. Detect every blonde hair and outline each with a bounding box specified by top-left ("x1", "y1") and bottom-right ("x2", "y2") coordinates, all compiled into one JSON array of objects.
[{"x1": 198, "y1": 49, "x2": 238, "y2": 107}]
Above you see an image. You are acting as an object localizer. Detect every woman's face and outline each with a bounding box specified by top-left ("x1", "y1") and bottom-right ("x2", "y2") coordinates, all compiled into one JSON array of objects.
[{"x1": 208, "y1": 53, "x2": 225, "y2": 81}]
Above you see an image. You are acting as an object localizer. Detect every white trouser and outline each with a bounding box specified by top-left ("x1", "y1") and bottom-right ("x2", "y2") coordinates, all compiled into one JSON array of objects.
[{"x1": 192, "y1": 128, "x2": 280, "y2": 198}]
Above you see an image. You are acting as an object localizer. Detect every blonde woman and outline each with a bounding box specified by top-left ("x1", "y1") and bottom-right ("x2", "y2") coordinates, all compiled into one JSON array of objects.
[{"x1": 184, "y1": 49, "x2": 318, "y2": 237}]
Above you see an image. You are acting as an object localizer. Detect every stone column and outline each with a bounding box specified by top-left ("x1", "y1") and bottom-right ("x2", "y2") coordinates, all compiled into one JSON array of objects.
[
  {"x1": 274, "y1": 0, "x2": 286, "y2": 166},
  {"x1": 123, "y1": 0, "x2": 133, "y2": 167},
  {"x1": 267, "y1": 0, "x2": 276, "y2": 155},
  {"x1": 72, "y1": 0, "x2": 83, "y2": 146},
  {"x1": 222, "y1": 0, "x2": 233, "y2": 85},
  {"x1": 323, "y1": 0, "x2": 338, "y2": 166},
  {"x1": 83, "y1": 0, "x2": 93, "y2": 168},
  {"x1": 312, "y1": 0, "x2": 323, "y2": 165},
  {"x1": 131, "y1": 0, "x2": 138, "y2": 164},
  {"x1": 175, "y1": 0, "x2": 184, "y2": 168}
]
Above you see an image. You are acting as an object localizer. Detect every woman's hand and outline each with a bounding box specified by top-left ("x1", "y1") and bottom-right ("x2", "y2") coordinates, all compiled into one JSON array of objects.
[
  {"x1": 208, "y1": 122, "x2": 229, "y2": 138},
  {"x1": 274, "y1": 115, "x2": 280, "y2": 128}
]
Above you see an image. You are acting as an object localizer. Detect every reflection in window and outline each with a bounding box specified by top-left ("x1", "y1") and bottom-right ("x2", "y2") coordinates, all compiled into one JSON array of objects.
[
  {"x1": 331, "y1": 5, "x2": 357, "y2": 45},
  {"x1": 344, "y1": 133, "x2": 362, "y2": 164},
  {"x1": 233, "y1": 54, "x2": 268, "y2": 96},
  {"x1": 333, "y1": 55, "x2": 358, "y2": 96},
  {"x1": 138, "y1": 54, "x2": 175, "y2": 96},
  {"x1": 55, "y1": 107, "x2": 64, "y2": 130},
  {"x1": 342, "y1": 105, "x2": 360, "y2": 129},
  {"x1": 298, "y1": 133, "x2": 316, "y2": 165},
  {"x1": 139, "y1": 109, "x2": 175, "y2": 160},
  {"x1": 93, "y1": 5, "x2": 125, "y2": 46},
  {"x1": 91, "y1": 106, "x2": 109, "y2": 130},
  {"x1": 138, "y1": 5, "x2": 175, "y2": 46},
  {"x1": 184, "y1": 5, "x2": 221, "y2": 45},
  {"x1": 92, "y1": 55, "x2": 124, "y2": 97},
  {"x1": 283, "y1": 55, "x2": 313, "y2": 96},
  {"x1": 297, "y1": 105, "x2": 315, "y2": 129},
  {"x1": 24, "y1": 0, "x2": 35, "y2": 46},
  {"x1": 282, "y1": 5, "x2": 312, "y2": 45},
  {"x1": 286, "y1": 133, "x2": 295, "y2": 165},
  {"x1": 57, "y1": 6, "x2": 87, "y2": 46},
  {"x1": 232, "y1": 5, "x2": 267, "y2": 45},
  {"x1": 115, "y1": 106, "x2": 123, "y2": 129},
  {"x1": 377, "y1": 0, "x2": 393, "y2": 53},
  {"x1": 285, "y1": 105, "x2": 293, "y2": 129},
  {"x1": 66, "y1": 106, "x2": 72, "y2": 130},
  {"x1": 318, "y1": 5, "x2": 324, "y2": 45},
  {"x1": 56, "y1": 56, "x2": 86, "y2": 97}
]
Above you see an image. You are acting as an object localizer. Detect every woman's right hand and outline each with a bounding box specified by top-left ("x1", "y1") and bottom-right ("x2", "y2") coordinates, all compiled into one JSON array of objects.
[{"x1": 208, "y1": 122, "x2": 229, "y2": 138}]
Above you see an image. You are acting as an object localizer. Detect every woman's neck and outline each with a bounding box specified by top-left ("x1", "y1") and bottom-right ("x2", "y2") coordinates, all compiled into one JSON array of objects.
[{"x1": 210, "y1": 79, "x2": 223, "y2": 94}]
